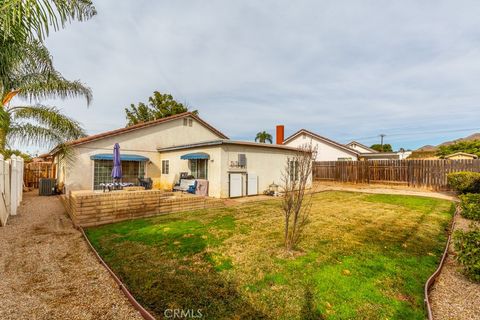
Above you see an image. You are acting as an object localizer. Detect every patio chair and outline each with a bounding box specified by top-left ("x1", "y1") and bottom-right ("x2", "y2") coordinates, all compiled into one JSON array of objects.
[
  {"x1": 138, "y1": 177, "x2": 153, "y2": 190},
  {"x1": 173, "y1": 178, "x2": 195, "y2": 192},
  {"x1": 187, "y1": 180, "x2": 198, "y2": 194}
]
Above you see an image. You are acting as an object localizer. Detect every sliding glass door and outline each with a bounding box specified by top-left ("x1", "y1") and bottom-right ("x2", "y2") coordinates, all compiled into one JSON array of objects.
[{"x1": 189, "y1": 159, "x2": 208, "y2": 179}]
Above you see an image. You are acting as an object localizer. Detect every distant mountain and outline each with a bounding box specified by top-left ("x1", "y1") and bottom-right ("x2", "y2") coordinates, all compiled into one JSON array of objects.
[
  {"x1": 416, "y1": 133, "x2": 480, "y2": 151},
  {"x1": 417, "y1": 145, "x2": 437, "y2": 151},
  {"x1": 439, "y1": 133, "x2": 480, "y2": 146}
]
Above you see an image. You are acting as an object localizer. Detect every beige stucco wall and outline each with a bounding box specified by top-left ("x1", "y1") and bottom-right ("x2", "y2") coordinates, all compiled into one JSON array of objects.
[
  {"x1": 219, "y1": 144, "x2": 301, "y2": 197},
  {"x1": 159, "y1": 144, "x2": 305, "y2": 198},
  {"x1": 159, "y1": 146, "x2": 223, "y2": 197},
  {"x1": 59, "y1": 117, "x2": 222, "y2": 193},
  {"x1": 284, "y1": 135, "x2": 358, "y2": 161}
]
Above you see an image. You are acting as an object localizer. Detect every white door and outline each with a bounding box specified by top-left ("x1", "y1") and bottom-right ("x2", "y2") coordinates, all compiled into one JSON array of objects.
[
  {"x1": 229, "y1": 173, "x2": 243, "y2": 198},
  {"x1": 247, "y1": 174, "x2": 258, "y2": 196}
]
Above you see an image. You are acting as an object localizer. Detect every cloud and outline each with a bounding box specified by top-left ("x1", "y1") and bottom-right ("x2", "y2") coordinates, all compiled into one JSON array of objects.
[{"x1": 13, "y1": 0, "x2": 480, "y2": 152}]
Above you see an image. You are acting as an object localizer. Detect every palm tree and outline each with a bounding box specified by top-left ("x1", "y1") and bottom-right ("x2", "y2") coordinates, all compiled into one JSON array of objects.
[
  {"x1": 0, "y1": 0, "x2": 96, "y2": 86},
  {"x1": 0, "y1": 0, "x2": 96, "y2": 41},
  {"x1": 255, "y1": 131, "x2": 273, "y2": 144},
  {"x1": 0, "y1": 40, "x2": 91, "y2": 152}
]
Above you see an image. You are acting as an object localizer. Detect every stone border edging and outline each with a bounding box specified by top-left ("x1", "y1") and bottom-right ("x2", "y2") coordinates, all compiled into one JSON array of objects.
[
  {"x1": 78, "y1": 227, "x2": 156, "y2": 320},
  {"x1": 424, "y1": 205, "x2": 459, "y2": 320}
]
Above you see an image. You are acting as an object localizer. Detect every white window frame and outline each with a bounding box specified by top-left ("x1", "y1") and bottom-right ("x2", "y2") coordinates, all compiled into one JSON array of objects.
[{"x1": 162, "y1": 160, "x2": 170, "y2": 174}]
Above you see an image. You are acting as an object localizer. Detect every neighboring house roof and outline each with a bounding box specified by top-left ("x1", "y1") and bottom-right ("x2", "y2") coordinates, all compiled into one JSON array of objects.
[
  {"x1": 50, "y1": 112, "x2": 228, "y2": 154},
  {"x1": 359, "y1": 152, "x2": 400, "y2": 160},
  {"x1": 283, "y1": 129, "x2": 359, "y2": 156},
  {"x1": 444, "y1": 152, "x2": 478, "y2": 159},
  {"x1": 345, "y1": 141, "x2": 378, "y2": 153},
  {"x1": 158, "y1": 139, "x2": 302, "y2": 152}
]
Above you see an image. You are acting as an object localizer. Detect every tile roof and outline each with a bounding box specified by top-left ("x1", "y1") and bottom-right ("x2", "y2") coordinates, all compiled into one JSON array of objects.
[{"x1": 51, "y1": 112, "x2": 228, "y2": 154}]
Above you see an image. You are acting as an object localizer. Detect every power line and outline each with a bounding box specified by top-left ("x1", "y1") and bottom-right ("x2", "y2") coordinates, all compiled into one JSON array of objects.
[{"x1": 350, "y1": 127, "x2": 480, "y2": 142}]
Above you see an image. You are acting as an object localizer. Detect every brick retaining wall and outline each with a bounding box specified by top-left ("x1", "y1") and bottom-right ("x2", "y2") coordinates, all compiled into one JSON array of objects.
[{"x1": 61, "y1": 190, "x2": 224, "y2": 227}]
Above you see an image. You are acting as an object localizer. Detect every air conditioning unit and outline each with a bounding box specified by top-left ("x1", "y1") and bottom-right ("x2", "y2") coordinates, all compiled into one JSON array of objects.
[{"x1": 39, "y1": 178, "x2": 56, "y2": 196}]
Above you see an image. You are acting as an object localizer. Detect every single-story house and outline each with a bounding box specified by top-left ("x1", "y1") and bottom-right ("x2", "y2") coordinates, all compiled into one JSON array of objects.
[
  {"x1": 158, "y1": 140, "x2": 302, "y2": 198},
  {"x1": 51, "y1": 112, "x2": 303, "y2": 198},
  {"x1": 444, "y1": 152, "x2": 478, "y2": 160},
  {"x1": 345, "y1": 141, "x2": 378, "y2": 154},
  {"x1": 281, "y1": 128, "x2": 410, "y2": 161},
  {"x1": 282, "y1": 128, "x2": 360, "y2": 161}
]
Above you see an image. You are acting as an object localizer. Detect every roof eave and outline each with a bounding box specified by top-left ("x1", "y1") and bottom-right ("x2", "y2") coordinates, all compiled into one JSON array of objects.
[{"x1": 284, "y1": 129, "x2": 359, "y2": 156}]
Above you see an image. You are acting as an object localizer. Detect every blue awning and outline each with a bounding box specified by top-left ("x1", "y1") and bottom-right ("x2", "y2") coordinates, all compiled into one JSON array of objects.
[
  {"x1": 180, "y1": 152, "x2": 210, "y2": 160},
  {"x1": 90, "y1": 154, "x2": 149, "y2": 161}
]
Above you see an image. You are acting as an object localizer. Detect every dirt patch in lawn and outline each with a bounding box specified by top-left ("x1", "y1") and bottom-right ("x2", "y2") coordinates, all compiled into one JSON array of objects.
[{"x1": 0, "y1": 192, "x2": 142, "y2": 320}]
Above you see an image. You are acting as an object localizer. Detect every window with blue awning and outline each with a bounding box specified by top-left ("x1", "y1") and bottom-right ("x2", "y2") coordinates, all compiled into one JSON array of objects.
[
  {"x1": 180, "y1": 152, "x2": 210, "y2": 160},
  {"x1": 90, "y1": 154, "x2": 149, "y2": 161}
]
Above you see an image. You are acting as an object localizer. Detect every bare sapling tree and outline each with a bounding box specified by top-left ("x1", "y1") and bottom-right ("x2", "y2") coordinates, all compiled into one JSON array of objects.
[{"x1": 281, "y1": 143, "x2": 317, "y2": 251}]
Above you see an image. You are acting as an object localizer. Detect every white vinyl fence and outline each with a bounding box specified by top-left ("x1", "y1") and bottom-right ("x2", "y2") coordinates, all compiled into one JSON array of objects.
[{"x1": 0, "y1": 155, "x2": 24, "y2": 226}]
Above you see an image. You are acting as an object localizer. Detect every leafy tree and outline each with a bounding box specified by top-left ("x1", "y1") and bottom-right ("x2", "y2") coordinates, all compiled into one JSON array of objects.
[
  {"x1": 125, "y1": 91, "x2": 195, "y2": 126},
  {"x1": 370, "y1": 143, "x2": 393, "y2": 152},
  {"x1": 437, "y1": 140, "x2": 480, "y2": 158},
  {"x1": 255, "y1": 131, "x2": 273, "y2": 144}
]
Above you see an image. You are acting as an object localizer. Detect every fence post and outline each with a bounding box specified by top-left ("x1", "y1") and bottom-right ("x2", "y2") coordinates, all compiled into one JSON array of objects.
[
  {"x1": 18, "y1": 157, "x2": 24, "y2": 204},
  {"x1": 0, "y1": 155, "x2": 5, "y2": 226},
  {"x1": 10, "y1": 155, "x2": 18, "y2": 216}
]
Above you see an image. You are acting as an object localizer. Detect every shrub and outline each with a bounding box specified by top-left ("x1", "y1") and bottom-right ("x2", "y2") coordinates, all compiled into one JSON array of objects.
[
  {"x1": 447, "y1": 172, "x2": 480, "y2": 194},
  {"x1": 454, "y1": 229, "x2": 480, "y2": 282},
  {"x1": 459, "y1": 194, "x2": 480, "y2": 220}
]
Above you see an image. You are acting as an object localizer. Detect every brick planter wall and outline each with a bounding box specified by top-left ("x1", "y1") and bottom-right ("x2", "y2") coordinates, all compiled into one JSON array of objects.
[{"x1": 61, "y1": 190, "x2": 224, "y2": 227}]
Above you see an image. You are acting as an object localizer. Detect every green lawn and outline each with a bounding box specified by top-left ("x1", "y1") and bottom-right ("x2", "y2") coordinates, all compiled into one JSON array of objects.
[{"x1": 85, "y1": 191, "x2": 453, "y2": 319}]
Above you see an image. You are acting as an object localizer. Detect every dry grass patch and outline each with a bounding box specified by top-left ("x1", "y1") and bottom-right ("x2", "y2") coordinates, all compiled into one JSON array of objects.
[{"x1": 86, "y1": 191, "x2": 453, "y2": 319}]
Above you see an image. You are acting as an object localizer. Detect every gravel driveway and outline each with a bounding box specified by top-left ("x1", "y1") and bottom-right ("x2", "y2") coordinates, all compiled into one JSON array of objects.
[{"x1": 0, "y1": 192, "x2": 143, "y2": 320}]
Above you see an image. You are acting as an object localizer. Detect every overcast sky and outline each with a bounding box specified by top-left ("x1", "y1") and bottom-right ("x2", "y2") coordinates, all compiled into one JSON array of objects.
[{"x1": 15, "y1": 1, "x2": 480, "y2": 153}]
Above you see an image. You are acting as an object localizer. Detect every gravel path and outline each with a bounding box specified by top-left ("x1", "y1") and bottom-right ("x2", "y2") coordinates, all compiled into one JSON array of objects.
[
  {"x1": 0, "y1": 192, "x2": 143, "y2": 320},
  {"x1": 430, "y1": 215, "x2": 480, "y2": 320}
]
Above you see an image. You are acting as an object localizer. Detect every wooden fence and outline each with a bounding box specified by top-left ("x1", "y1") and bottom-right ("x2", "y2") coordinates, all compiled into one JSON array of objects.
[
  {"x1": 313, "y1": 159, "x2": 480, "y2": 190},
  {"x1": 24, "y1": 161, "x2": 56, "y2": 188}
]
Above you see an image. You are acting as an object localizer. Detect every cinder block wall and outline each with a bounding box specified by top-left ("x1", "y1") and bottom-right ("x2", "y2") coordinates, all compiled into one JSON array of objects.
[{"x1": 61, "y1": 190, "x2": 224, "y2": 227}]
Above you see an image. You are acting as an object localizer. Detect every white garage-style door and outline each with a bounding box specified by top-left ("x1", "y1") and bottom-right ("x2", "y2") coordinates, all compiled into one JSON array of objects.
[
  {"x1": 229, "y1": 173, "x2": 243, "y2": 198},
  {"x1": 247, "y1": 174, "x2": 258, "y2": 196}
]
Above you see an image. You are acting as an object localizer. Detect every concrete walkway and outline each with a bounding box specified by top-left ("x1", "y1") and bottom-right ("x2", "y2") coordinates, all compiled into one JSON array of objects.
[{"x1": 0, "y1": 192, "x2": 142, "y2": 320}]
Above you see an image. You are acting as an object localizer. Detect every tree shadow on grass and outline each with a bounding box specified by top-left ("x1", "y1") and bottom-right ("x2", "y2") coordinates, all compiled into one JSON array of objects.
[
  {"x1": 105, "y1": 240, "x2": 269, "y2": 320},
  {"x1": 300, "y1": 284, "x2": 325, "y2": 320}
]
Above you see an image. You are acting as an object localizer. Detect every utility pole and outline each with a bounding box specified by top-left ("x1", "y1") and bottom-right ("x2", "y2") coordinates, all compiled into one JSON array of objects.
[{"x1": 380, "y1": 134, "x2": 386, "y2": 152}]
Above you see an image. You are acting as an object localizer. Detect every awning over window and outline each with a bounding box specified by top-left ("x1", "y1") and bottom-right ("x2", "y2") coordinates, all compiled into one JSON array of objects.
[
  {"x1": 90, "y1": 154, "x2": 149, "y2": 161},
  {"x1": 180, "y1": 152, "x2": 210, "y2": 160}
]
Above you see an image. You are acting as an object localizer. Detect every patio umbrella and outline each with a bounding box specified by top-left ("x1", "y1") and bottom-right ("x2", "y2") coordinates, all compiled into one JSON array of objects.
[{"x1": 111, "y1": 143, "x2": 122, "y2": 180}]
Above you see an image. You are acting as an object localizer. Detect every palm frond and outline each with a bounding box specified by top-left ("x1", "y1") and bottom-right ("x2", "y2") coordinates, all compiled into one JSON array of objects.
[
  {"x1": 1, "y1": 39, "x2": 54, "y2": 96},
  {"x1": 0, "y1": 0, "x2": 96, "y2": 41},
  {"x1": 11, "y1": 105, "x2": 86, "y2": 141},
  {"x1": 7, "y1": 122, "x2": 64, "y2": 148},
  {"x1": 16, "y1": 71, "x2": 93, "y2": 105}
]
